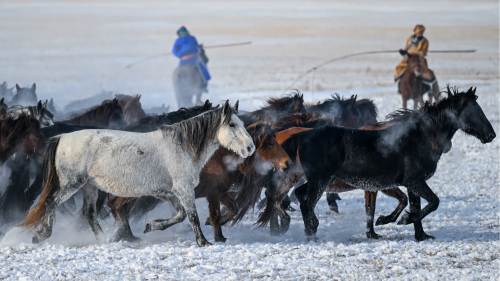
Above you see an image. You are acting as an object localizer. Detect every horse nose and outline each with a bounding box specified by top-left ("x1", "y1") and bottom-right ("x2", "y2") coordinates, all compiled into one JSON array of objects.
[
  {"x1": 488, "y1": 132, "x2": 496, "y2": 141},
  {"x1": 247, "y1": 144, "x2": 254, "y2": 154}
]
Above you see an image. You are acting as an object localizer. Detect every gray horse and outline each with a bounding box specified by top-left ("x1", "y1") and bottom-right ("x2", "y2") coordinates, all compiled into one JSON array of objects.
[{"x1": 173, "y1": 64, "x2": 205, "y2": 108}]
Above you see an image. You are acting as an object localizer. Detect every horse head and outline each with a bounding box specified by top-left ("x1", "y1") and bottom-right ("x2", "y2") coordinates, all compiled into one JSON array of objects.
[
  {"x1": 447, "y1": 87, "x2": 496, "y2": 143},
  {"x1": 246, "y1": 122, "x2": 291, "y2": 172},
  {"x1": 217, "y1": 100, "x2": 255, "y2": 159},
  {"x1": 37, "y1": 100, "x2": 55, "y2": 127},
  {"x1": 12, "y1": 83, "x2": 38, "y2": 106}
]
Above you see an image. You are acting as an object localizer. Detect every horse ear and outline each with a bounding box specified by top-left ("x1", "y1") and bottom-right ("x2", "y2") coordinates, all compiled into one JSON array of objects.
[
  {"x1": 43, "y1": 100, "x2": 48, "y2": 108},
  {"x1": 32, "y1": 83, "x2": 36, "y2": 91},
  {"x1": 275, "y1": 127, "x2": 313, "y2": 145},
  {"x1": 16, "y1": 84, "x2": 21, "y2": 91},
  {"x1": 0, "y1": 97, "x2": 4, "y2": 104},
  {"x1": 234, "y1": 100, "x2": 239, "y2": 113},
  {"x1": 37, "y1": 100, "x2": 42, "y2": 109},
  {"x1": 222, "y1": 100, "x2": 231, "y2": 117}
]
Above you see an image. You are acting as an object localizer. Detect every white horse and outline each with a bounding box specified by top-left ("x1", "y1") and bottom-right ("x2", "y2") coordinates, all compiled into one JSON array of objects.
[{"x1": 23, "y1": 101, "x2": 255, "y2": 246}]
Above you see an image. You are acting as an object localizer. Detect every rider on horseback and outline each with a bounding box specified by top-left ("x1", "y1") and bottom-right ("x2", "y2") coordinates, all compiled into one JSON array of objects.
[
  {"x1": 172, "y1": 26, "x2": 211, "y2": 92},
  {"x1": 394, "y1": 24, "x2": 434, "y2": 82}
]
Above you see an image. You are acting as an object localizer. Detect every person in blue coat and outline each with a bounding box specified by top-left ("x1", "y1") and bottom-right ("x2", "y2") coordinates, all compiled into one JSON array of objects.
[{"x1": 172, "y1": 26, "x2": 211, "y2": 92}]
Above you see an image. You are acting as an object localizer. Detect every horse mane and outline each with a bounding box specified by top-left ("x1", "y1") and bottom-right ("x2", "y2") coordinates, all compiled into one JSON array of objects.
[
  {"x1": 0, "y1": 113, "x2": 41, "y2": 162},
  {"x1": 161, "y1": 106, "x2": 231, "y2": 159},
  {"x1": 67, "y1": 98, "x2": 122, "y2": 124},
  {"x1": 385, "y1": 86, "x2": 477, "y2": 125},
  {"x1": 265, "y1": 90, "x2": 304, "y2": 110}
]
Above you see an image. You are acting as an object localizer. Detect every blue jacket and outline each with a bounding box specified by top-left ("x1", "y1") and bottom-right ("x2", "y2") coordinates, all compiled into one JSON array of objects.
[{"x1": 172, "y1": 35, "x2": 199, "y2": 59}]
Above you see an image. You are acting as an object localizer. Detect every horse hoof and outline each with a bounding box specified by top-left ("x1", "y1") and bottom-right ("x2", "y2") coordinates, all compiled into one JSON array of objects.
[
  {"x1": 416, "y1": 233, "x2": 435, "y2": 242},
  {"x1": 366, "y1": 231, "x2": 382, "y2": 239},
  {"x1": 197, "y1": 239, "x2": 212, "y2": 247},
  {"x1": 32, "y1": 236, "x2": 40, "y2": 244},
  {"x1": 376, "y1": 215, "x2": 393, "y2": 226},
  {"x1": 214, "y1": 236, "x2": 227, "y2": 243},
  {"x1": 306, "y1": 235, "x2": 319, "y2": 242}
]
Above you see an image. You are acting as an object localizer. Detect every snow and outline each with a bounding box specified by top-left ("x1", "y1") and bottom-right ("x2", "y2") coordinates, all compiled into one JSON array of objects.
[{"x1": 0, "y1": 0, "x2": 499, "y2": 280}]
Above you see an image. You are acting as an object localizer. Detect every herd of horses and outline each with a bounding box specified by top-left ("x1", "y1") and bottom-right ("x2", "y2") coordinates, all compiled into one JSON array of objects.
[{"x1": 0, "y1": 81, "x2": 496, "y2": 246}]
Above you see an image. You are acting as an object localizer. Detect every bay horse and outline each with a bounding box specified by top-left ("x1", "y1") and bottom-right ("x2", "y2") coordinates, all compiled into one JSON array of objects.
[
  {"x1": 23, "y1": 101, "x2": 255, "y2": 246},
  {"x1": 63, "y1": 98, "x2": 125, "y2": 129},
  {"x1": 109, "y1": 122, "x2": 292, "y2": 242},
  {"x1": 285, "y1": 87, "x2": 495, "y2": 241},
  {"x1": 398, "y1": 53, "x2": 440, "y2": 109},
  {"x1": 173, "y1": 64, "x2": 205, "y2": 108},
  {"x1": 0, "y1": 113, "x2": 43, "y2": 164},
  {"x1": 114, "y1": 94, "x2": 146, "y2": 126}
]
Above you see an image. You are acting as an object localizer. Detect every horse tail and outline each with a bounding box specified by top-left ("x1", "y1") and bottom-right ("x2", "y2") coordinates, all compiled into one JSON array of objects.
[
  {"x1": 231, "y1": 170, "x2": 266, "y2": 224},
  {"x1": 256, "y1": 191, "x2": 274, "y2": 227},
  {"x1": 23, "y1": 137, "x2": 60, "y2": 227}
]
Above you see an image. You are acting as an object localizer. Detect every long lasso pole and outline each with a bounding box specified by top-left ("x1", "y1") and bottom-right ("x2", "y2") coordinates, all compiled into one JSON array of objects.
[{"x1": 287, "y1": 49, "x2": 476, "y2": 90}]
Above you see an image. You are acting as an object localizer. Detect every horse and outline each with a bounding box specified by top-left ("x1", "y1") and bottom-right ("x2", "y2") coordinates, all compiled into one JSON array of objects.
[
  {"x1": 0, "y1": 82, "x2": 14, "y2": 103},
  {"x1": 398, "y1": 53, "x2": 440, "y2": 109},
  {"x1": 0, "y1": 113, "x2": 43, "y2": 164},
  {"x1": 238, "y1": 91, "x2": 306, "y2": 125},
  {"x1": 125, "y1": 100, "x2": 215, "y2": 132},
  {"x1": 6, "y1": 100, "x2": 55, "y2": 127},
  {"x1": 108, "y1": 122, "x2": 292, "y2": 242},
  {"x1": 23, "y1": 101, "x2": 255, "y2": 246},
  {"x1": 9, "y1": 83, "x2": 38, "y2": 106},
  {"x1": 173, "y1": 64, "x2": 205, "y2": 108},
  {"x1": 62, "y1": 98, "x2": 125, "y2": 129},
  {"x1": 306, "y1": 94, "x2": 379, "y2": 212},
  {"x1": 114, "y1": 94, "x2": 146, "y2": 126},
  {"x1": 284, "y1": 87, "x2": 495, "y2": 241}
]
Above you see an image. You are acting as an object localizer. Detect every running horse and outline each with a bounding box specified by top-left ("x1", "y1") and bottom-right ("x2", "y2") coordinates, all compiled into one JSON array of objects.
[
  {"x1": 286, "y1": 87, "x2": 495, "y2": 241},
  {"x1": 23, "y1": 101, "x2": 255, "y2": 246},
  {"x1": 0, "y1": 113, "x2": 43, "y2": 164},
  {"x1": 398, "y1": 53, "x2": 440, "y2": 109}
]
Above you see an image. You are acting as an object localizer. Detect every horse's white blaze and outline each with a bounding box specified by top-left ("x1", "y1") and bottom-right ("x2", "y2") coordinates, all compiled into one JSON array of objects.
[{"x1": 217, "y1": 114, "x2": 255, "y2": 158}]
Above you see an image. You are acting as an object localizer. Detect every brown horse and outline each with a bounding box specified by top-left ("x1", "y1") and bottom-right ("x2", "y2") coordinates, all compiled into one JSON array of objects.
[
  {"x1": 108, "y1": 123, "x2": 293, "y2": 242},
  {"x1": 63, "y1": 98, "x2": 125, "y2": 129},
  {"x1": 398, "y1": 53, "x2": 440, "y2": 109},
  {"x1": 114, "y1": 94, "x2": 146, "y2": 126},
  {"x1": 0, "y1": 114, "x2": 43, "y2": 163}
]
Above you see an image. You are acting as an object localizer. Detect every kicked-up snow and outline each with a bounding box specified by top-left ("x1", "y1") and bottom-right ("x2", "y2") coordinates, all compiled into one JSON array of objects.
[{"x1": 0, "y1": 0, "x2": 498, "y2": 280}]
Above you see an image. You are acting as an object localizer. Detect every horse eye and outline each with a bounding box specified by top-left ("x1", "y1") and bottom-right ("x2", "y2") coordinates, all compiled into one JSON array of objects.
[{"x1": 229, "y1": 123, "x2": 235, "y2": 128}]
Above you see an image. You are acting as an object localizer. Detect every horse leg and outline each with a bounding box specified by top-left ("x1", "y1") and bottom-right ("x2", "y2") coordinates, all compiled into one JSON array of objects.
[
  {"x1": 109, "y1": 197, "x2": 139, "y2": 242},
  {"x1": 295, "y1": 179, "x2": 326, "y2": 241},
  {"x1": 376, "y1": 188, "x2": 408, "y2": 225},
  {"x1": 81, "y1": 185, "x2": 104, "y2": 241},
  {"x1": 144, "y1": 193, "x2": 186, "y2": 233},
  {"x1": 402, "y1": 95, "x2": 408, "y2": 110},
  {"x1": 218, "y1": 193, "x2": 238, "y2": 225},
  {"x1": 207, "y1": 195, "x2": 226, "y2": 242},
  {"x1": 32, "y1": 182, "x2": 84, "y2": 243},
  {"x1": 398, "y1": 182, "x2": 439, "y2": 241},
  {"x1": 276, "y1": 197, "x2": 291, "y2": 234},
  {"x1": 364, "y1": 191, "x2": 380, "y2": 239}
]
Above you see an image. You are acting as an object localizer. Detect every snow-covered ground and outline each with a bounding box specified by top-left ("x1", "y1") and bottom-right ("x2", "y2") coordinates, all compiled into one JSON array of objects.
[{"x1": 0, "y1": 0, "x2": 499, "y2": 280}]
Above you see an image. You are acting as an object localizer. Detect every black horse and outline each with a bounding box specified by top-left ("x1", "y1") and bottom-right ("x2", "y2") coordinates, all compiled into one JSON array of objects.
[
  {"x1": 238, "y1": 91, "x2": 306, "y2": 125},
  {"x1": 285, "y1": 87, "x2": 495, "y2": 241}
]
